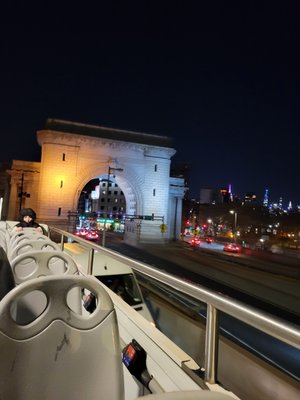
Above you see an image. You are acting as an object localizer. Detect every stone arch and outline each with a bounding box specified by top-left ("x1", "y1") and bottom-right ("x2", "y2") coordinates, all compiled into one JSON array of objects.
[
  {"x1": 72, "y1": 162, "x2": 110, "y2": 209},
  {"x1": 73, "y1": 162, "x2": 144, "y2": 217},
  {"x1": 114, "y1": 167, "x2": 144, "y2": 216},
  {"x1": 7, "y1": 119, "x2": 186, "y2": 243}
]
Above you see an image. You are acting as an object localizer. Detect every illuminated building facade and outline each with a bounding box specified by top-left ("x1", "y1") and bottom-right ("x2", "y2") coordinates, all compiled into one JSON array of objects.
[{"x1": 6, "y1": 119, "x2": 186, "y2": 243}]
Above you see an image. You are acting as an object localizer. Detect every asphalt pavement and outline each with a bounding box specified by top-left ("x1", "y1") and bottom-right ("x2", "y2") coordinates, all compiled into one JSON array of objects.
[{"x1": 105, "y1": 234, "x2": 300, "y2": 323}]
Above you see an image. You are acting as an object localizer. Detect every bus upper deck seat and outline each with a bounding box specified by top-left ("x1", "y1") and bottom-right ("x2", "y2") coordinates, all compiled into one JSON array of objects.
[
  {"x1": 7, "y1": 230, "x2": 50, "y2": 258},
  {"x1": 136, "y1": 391, "x2": 236, "y2": 399},
  {"x1": 0, "y1": 246, "x2": 15, "y2": 301},
  {"x1": 9, "y1": 227, "x2": 49, "y2": 240},
  {"x1": 8, "y1": 239, "x2": 61, "y2": 263},
  {"x1": 11, "y1": 250, "x2": 79, "y2": 285},
  {"x1": 0, "y1": 230, "x2": 9, "y2": 253},
  {"x1": 0, "y1": 221, "x2": 8, "y2": 229},
  {"x1": 10, "y1": 250, "x2": 81, "y2": 324},
  {"x1": 9, "y1": 227, "x2": 46, "y2": 239},
  {"x1": 0, "y1": 275, "x2": 124, "y2": 400},
  {"x1": 9, "y1": 226, "x2": 44, "y2": 235}
]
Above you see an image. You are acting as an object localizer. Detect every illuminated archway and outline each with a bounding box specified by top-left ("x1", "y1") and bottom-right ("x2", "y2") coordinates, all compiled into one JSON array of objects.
[{"x1": 8, "y1": 119, "x2": 186, "y2": 243}]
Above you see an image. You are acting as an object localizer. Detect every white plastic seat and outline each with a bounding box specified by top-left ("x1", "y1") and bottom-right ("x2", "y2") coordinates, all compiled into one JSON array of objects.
[
  {"x1": 0, "y1": 275, "x2": 124, "y2": 400},
  {"x1": 10, "y1": 250, "x2": 81, "y2": 325},
  {"x1": 11, "y1": 250, "x2": 79, "y2": 285},
  {"x1": 9, "y1": 226, "x2": 44, "y2": 235},
  {"x1": 9, "y1": 239, "x2": 61, "y2": 262},
  {"x1": 136, "y1": 391, "x2": 235, "y2": 399},
  {"x1": 0, "y1": 230, "x2": 9, "y2": 252},
  {"x1": 0, "y1": 221, "x2": 8, "y2": 230},
  {"x1": 7, "y1": 231, "x2": 49, "y2": 258},
  {"x1": 0, "y1": 246, "x2": 15, "y2": 300}
]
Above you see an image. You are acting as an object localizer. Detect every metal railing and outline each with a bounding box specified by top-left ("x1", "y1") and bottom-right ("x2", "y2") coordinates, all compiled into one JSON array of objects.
[{"x1": 49, "y1": 226, "x2": 300, "y2": 384}]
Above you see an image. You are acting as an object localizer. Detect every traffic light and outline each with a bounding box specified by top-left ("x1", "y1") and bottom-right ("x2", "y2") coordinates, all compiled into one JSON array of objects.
[{"x1": 18, "y1": 192, "x2": 30, "y2": 198}]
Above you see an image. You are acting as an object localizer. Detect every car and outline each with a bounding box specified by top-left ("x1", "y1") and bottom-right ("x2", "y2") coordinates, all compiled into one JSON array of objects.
[
  {"x1": 189, "y1": 237, "x2": 201, "y2": 246},
  {"x1": 223, "y1": 243, "x2": 240, "y2": 253},
  {"x1": 205, "y1": 237, "x2": 213, "y2": 244},
  {"x1": 85, "y1": 230, "x2": 99, "y2": 241},
  {"x1": 75, "y1": 228, "x2": 89, "y2": 237},
  {"x1": 270, "y1": 244, "x2": 283, "y2": 254}
]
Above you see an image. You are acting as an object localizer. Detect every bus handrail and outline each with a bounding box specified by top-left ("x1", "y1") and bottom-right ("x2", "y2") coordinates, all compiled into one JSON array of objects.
[{"x1": 49, "y1": 226, "x2": 300, "y2": 384}]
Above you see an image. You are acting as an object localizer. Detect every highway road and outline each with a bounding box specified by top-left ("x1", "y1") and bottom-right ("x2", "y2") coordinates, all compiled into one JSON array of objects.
[{"x1": 103, "y1": 233, "x2": 300, "y2": 324}]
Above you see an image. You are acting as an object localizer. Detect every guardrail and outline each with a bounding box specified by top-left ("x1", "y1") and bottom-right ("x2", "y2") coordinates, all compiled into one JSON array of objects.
[{"x1": 49, "y1": 226, "x2": 300, "y2": 385}]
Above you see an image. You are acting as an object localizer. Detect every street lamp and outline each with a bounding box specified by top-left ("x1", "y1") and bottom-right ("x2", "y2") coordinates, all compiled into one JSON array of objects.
[
  {"x1": 102, "y1": 166, "x2": 124, "y2": 247},
  {"x1": 229, "y1": 210, "x2": 237, "y2": 243}
]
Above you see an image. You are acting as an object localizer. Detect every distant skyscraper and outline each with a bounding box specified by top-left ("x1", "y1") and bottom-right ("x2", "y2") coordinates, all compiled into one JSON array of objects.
[
  {"x1": 244, "y1": 192, "x2": 257, "y2": 204},
  {"x1": 263, "y1": 189, "x2": 269, "y2": 207},
  {"x1": 200, "y1": 188, "x2": 222, "y2": 204},
  {"x1": 279, "y1": 197, "x2": 283, "y2": 210},
  {"x1": 228, "y1": 183, "x2": 233, "y2": 202},
  {"x1": 220, "y1": 187, "x2": 230, "y2": 203}
]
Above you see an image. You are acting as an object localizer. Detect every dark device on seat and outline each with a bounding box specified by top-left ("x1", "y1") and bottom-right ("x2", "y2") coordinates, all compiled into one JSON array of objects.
[{"x1": 122, "y1": 339, "x2": 152, "y2": 390}]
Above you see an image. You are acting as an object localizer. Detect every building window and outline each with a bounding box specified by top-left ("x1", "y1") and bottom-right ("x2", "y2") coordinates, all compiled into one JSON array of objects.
[
  {"x1": 58, "y1": 207, "x2": 61, "y2": 216},
  {"x1": 153, "y1": 189, "x2": 156, "y2": 196},
  {"x1": 154, "y1": 164, "x2": 157, "y2": 172},
  {"x1": 62, "y1": 153, "x2": 66, "y2": 161},
  {"x1": 60, "y1": 180, "x2": 63, "y2": 188}
]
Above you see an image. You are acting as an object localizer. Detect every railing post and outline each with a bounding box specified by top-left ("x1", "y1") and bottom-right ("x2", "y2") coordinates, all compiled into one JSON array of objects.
[
  {"x1": 204, "y1": 304, "x2": 219, "y2": 384},
  {"x1": 60, "y1": 234, "x2": 65, "y2": 251},
  {"x1": 87, "y1": 248, "x2": 94, "y2": 275}
]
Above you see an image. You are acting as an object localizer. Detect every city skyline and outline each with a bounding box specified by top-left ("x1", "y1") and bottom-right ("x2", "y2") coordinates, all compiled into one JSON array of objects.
[
  {"x1": 195, "y1": 184, "x2": 296, "y2": 209},
  {"x1": 1, "y1": 3, "x2": 299, "y2": 205}
]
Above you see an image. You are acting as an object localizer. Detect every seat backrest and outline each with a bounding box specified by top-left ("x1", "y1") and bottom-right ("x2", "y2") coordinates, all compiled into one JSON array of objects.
[
  {"x1": 0, "y1": 230, "x2": 9, "y2": 252},
  {"x1": 0, "y1": 246, "x2": 15, "y2": 300},
  {"x1": 11, "y1": 250, "x2": 79, "y2": 285},
  {"x1": 9, "y1": 227, "x2": 43, "y2": 235},
  {"x1": 0, "y1": 221, "x2": 8, "y2": 230},
  {"x1": 137, "y1": 392, "x2": 236, "y2": 399},
  {"x1": 7, "y1": 231, "x2": 49, "y2": 257},
  {"x1": 9, "y1": 239, "x2": 61, "y2": 262},
  {"x1": 0, "y1": 275, "x2": 124, "y2": 400},
  {"x1": 11, "y1": 250, "x2": 81, "y2": 325}
]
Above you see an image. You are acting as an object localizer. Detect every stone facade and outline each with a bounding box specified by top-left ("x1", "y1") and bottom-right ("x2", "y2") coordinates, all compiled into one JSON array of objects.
[{"x1": 7, "y1": 119, "x2": 186, "y2": 244}]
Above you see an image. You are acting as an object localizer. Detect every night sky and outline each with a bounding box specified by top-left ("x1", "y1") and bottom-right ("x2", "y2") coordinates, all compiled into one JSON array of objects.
[{"x1": 1, "y1": 2, "x2": 300, "y2": 206}]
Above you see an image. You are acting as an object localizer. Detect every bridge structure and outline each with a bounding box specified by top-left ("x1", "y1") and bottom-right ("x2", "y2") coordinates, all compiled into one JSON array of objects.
[{"x1": 7, "y1": 119, "x2": 186, "y2": 245}]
